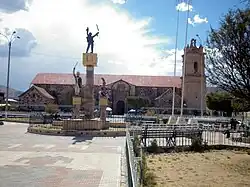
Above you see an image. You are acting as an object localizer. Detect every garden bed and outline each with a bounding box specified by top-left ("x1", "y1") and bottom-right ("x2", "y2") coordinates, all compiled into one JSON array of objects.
[
  {"x1": 27, "y1": 124, "x2": 126, "y2": 137},
  {"x1": 146, "y1": 150, "x2": 250, "y2": 187}
]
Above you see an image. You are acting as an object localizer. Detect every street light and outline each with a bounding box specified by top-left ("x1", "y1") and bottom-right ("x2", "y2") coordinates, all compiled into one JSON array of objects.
[
  {"x1": 0, "y1": 31, "x2": 20, "y2": 119},
  {"x1": 196, "y1": 34, "x2": 204, "y2": 117}
]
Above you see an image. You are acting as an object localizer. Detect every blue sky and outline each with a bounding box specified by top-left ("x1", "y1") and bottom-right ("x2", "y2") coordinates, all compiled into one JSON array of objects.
[
  {"x1": 122, "y1": 0, "x2": 245, "y2": 48},
  {"x1": 0, "y1": 0, "x2": 247, "y2": 91}
]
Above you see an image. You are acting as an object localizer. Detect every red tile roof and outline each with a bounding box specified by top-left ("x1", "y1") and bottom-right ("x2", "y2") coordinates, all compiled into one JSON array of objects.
[
  {"x1": 19, "y1": 85, "x2": 54, "y2": 99},
  {"x1": 31, "y1": 73, "x2": 181, "y2": 88},
  {"x1": 33, "y1": 85, "x2": 54, "y2": 99}
]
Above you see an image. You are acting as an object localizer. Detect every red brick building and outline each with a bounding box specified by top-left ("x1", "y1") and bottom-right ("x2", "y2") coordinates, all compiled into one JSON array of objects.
[{"x1": 19, "y1": 73, "x2": 182, "y2": 114}]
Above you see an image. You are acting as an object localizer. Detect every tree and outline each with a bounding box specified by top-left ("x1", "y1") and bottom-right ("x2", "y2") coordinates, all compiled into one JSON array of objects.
[
  {"x1": 206, "y1": 92, "x2": 250, "y2": 117},
  {"x1": 206, "y1": 8, "x2": 250, "y2": 103},
  {"x1": 241, "y1": 0, "x2": 250, "y2": 6},
  {"x1": 45, "y1": 103, "x2": 59, "y2": 114},
  {"x1": 127, "y1": 97, "x2": 150, "y2": 110},
  {"x1": 206, "y1": 92, "x2": 233, "y2": 113},
  {"x1": 231, "y1": 98, "x2": 250, "y2": 112}
]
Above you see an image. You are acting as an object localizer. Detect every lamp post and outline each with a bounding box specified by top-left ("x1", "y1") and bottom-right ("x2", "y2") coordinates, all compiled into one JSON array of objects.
[
  {"x1": 180, "y1": 0, "x2": 191, "y2": 117},
  {"x1": 0, "y1": 31, "x2": 20, "y2": 119},
  {"x1": 196, "y1": 34, "x2": 204, "y2": 117},
  {"x1": 171, "y1": 0, "x2": 180, "y2": 117}
]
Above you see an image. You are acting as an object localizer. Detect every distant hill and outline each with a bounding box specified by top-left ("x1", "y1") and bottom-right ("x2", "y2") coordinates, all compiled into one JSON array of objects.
[{"x1": 0, "y1": 85, "x2": 23, "y2": 99}]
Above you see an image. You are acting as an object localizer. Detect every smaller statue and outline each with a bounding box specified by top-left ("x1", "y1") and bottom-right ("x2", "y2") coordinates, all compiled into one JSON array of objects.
[
  {"x1": 190, "y1": 38, "x2": 197, "y2": 47},
  {"x1": 86, "y1": 26, "x2": 99, "y2": 53},
  {"x1": 99, "y1": 77, "x2": 107, "y2": 97},
  {"x1": 73, "y1": 62, "x2": 82, "y2": 96}
]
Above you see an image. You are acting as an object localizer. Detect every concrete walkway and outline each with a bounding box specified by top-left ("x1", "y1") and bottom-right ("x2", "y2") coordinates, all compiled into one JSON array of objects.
[{"x1": 0, "y1": 122, "x2": 126, "y2": 187}]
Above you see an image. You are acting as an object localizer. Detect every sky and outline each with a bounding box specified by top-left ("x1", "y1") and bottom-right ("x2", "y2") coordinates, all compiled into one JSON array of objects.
[{"x1": 0, "y1": 0, "x2": 247, "y2": 91}]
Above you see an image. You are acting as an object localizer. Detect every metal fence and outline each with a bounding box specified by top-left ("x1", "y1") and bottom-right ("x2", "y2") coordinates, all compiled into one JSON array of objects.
[
  {"x1": 126, "y1": 127, "x2": 141, "y2": 187},
  {"x1": 125, "y1": 122, "x2": 250, "y2": 187},
  {"x1": 127, "y1": 123, "x2": 250, "y2": 149}
]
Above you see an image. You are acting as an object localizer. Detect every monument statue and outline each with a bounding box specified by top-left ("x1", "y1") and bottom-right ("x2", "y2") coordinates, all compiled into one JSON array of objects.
[
  {"x1": 86, "y1": 26, "x2": 99, "y2": 53},
  {"x1": 73, "y1": 62, "x2": 82, "y2": 96},
  {"x1": 190, "y1": 38, "x2": 197, "y2": 47},
  {"x1": 99, "y1": 77, "x2": 107, "y2": 98}
]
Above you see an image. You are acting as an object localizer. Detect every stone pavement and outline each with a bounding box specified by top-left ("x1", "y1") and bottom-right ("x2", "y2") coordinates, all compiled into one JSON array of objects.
[{"x1": 0, "y1": 122, "x2": 127, "y2": 187}]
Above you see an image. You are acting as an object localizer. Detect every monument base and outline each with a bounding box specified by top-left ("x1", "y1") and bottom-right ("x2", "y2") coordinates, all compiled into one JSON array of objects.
[
  {"x1": 99, "y1": 98, "x2": 108, "y2": 122},
  {"x1": 72, "y1": 96, "x2": 82, "y2": 119},
  {"x1": 167, "y1": 116, "x2": 177, "y2": 125},
  {"x1": 176, "y1": 116, "x2": 187, "y2": 125},
  {"x1": 62, "y1": 119, "x2": 110, "y2": 131},
  {"x1": 187, "y1": 118, "x2": 199, "y2": 128}
]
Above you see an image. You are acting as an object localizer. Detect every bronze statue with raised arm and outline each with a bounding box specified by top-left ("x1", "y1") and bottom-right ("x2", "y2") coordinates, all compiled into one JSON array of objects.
[
  {"x1": 86, "y1": 27, "x2": 99, "y2": 53},
  {"x1": 72, "y1": 62, "x2": 82, "y2": 96}
]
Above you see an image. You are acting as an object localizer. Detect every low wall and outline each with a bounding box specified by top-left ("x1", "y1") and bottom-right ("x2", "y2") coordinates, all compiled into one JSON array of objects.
[
  {"x1": 110, "y1": 122, "x2": 127, "y2": 128},
  {"x1": 52, "y1": 121, "x2": 63, "y2": 126},
  {"x1": 62, "y1": 119, "x2": 108, "y2": 130},
  {"x1": 27, "y1": 126, "x2": 125, "y2": 137}
]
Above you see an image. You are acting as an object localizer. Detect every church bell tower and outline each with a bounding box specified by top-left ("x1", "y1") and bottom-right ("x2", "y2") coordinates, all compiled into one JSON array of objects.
[{"x1": 182, "y1": 38, "x2": 206, "y2": 112}]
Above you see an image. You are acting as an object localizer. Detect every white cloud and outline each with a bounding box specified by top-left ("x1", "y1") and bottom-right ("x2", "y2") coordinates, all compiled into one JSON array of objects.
[
  {"x1": 176, "y1": 2, "x2": 193, "y2": 12},
  {"x1": 0, "y1": 0, "x2": 181, "y2": 90},
  {"x1": 188, "y1": 14, "x2": 208, "y2": 26},
  {"x1": 111, "y1": 0, "x2": 126, "y2": 4}
]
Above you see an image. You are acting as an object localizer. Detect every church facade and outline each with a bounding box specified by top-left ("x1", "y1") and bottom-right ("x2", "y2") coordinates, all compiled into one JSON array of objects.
[{"x1": 19, "y1": 39, "x2": 206, "y2": 114}]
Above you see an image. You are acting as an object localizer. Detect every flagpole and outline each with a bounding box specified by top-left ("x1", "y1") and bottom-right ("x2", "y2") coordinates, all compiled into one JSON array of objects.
[
  {"x1": 180, "y1": 0, "x2": 191, "y2": 116},
  {"x1": 171, "y1": 0, "x2": 181, "y2": 116}
]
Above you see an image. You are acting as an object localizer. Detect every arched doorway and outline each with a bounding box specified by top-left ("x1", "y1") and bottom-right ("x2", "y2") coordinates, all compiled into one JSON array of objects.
[{"x1": 116, "y1": 100, "x2": 125, "y2": 115}]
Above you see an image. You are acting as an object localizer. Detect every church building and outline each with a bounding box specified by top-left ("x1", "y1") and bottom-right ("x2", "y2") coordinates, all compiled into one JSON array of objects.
[{"x1": 19, "y1": 39, "x2": 207, "y2": 115}]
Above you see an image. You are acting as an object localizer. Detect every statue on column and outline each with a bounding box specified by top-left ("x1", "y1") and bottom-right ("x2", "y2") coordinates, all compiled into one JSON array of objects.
[
  {"x1": 99, "y1": 77, "x2": 110, "y2": 104},
  {"x1": 86, "y1": 26, "x2": 99, "y2": 53},
  {"x1": 73, "y1": 62, "x2": 82, "y2": 96},
  {"x1": 190, "y1": 38, "x2": 197, "y2": 47},
  {"x1": 99, "y1": 77, "x2": 110, "y2": 122},
  {"x1": 99, "y1": 78, "x2": 107, "y2": 97}
]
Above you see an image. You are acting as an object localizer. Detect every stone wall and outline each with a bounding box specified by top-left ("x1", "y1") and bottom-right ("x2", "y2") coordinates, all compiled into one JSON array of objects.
[
  {"x1": 155, "y1": 88, "x2": 181, "y2": 108},
  {"x1": 19, "y1": 87, "x2": 54, "y2": 110},
  {"x1": 36, "y1": 84, "x2": 74, "y2": 105}
]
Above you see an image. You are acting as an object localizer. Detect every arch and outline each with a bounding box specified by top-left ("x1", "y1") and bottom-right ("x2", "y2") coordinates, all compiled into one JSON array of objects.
[
  {"x1": 116, "y1": 100, "x2": 125, "y2": 115},
  {"x1": 194, "y1": 61, "x2": 198, "y2": 73}
]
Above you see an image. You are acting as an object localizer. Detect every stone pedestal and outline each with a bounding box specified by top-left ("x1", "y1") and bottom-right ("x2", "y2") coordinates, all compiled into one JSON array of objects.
[
  {"x1": 72, "y1": 96, "x2": 81, "y2": 119},
  {"x1": 167, "y1": 116, "x2": 177, "y2": 125},
  {"x1": 99, "y1": 98, "x2": 108, "y2": 121},
  {"x1": 62, "y1": 119, "x2": 104, "y2": 130},
  {"x1": 176, "y1": 116, "x2": 187, "y2": 125},
  {"x1": 82, "y1": 53, "x2": 97, "y2": 119},
  {"x1": 187, "y1": 118, "x2": 199, "y2": 128}
]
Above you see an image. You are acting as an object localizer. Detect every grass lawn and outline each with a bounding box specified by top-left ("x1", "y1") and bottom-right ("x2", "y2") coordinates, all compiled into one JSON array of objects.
[
  {"x1": 0, "y1": 118, "x2": 29, "y2": 122},
  {"x1": 147, "y1": 150, "x2": 250, "y2": 187}
]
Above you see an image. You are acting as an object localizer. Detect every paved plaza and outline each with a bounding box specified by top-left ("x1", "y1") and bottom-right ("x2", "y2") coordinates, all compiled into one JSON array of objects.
[{"x1": 0, "y1": 122, "x2": 126, "y2": 187}]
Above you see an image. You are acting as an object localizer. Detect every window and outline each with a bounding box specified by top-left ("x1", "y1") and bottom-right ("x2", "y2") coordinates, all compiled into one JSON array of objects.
[{"x1": 194, "y1": 62, "x2": 198, "y2": 73}]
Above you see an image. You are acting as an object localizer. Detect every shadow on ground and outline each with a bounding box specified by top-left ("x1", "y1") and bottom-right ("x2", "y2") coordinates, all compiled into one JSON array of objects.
[{"x1": 72, "y1": 136, "x2": 94, "y2": 144}]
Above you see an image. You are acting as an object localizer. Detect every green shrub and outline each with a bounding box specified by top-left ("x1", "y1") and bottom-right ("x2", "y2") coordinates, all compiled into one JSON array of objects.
[
  {"x1": 132, "y1": 135, "x2": 141, "y2": 157},
  {"x1": 190, "y1": 137, "x2": 204, "y2": 152},
  {"x1": 143, "y1": 171, "x2": 157, "y2": 187},
  {"x1": 45, "y1": 104, "x2": 59, "y2": 114},
  {"x1": 162, "y1": 118, "x2": 168, "y2": 124},
  {"x1": 148, "y1": 139, "x2": 161, "y2": 153}
]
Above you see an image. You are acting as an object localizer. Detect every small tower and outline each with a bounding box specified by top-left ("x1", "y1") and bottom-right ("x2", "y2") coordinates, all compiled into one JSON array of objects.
[{"x1": 182, "y1": 38, "x2": 206, "y2": 112}]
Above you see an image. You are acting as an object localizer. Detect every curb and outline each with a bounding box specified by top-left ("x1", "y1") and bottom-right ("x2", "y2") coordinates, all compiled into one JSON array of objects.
[
  {"x1": 0, "y1": 120, "x2": 29, "y2": 124},
  {"x1": 27, "y1": 127, "x2": 126, "y2": 137}
]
